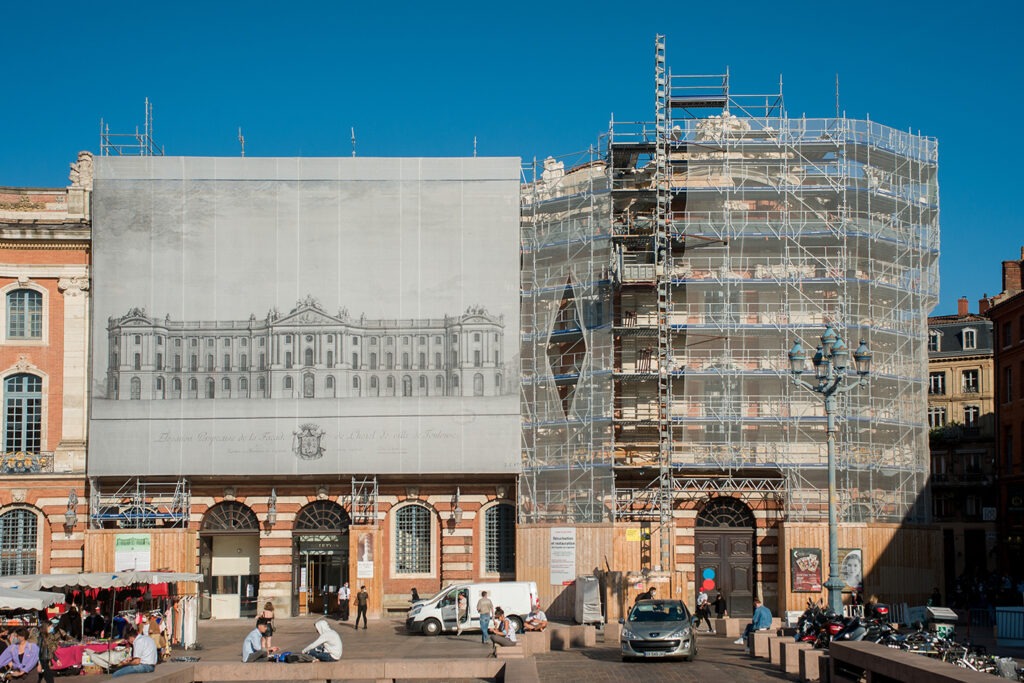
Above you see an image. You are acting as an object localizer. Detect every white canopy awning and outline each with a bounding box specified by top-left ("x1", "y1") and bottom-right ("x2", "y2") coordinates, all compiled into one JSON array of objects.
[
  {"x1": 0, "y1": 571, "x2": 203, "y2": 592},
  {"x1": 0, "y1": 587, "x2": 66, "y2": 611}
]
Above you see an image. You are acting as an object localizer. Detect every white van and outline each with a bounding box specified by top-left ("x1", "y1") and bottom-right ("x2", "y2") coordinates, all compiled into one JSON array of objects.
[{"x1": 405, "y1": 581, "x2": 539, "y2": 636}]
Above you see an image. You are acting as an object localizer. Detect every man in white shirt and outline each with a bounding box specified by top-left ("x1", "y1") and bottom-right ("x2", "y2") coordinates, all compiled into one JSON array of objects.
[
  {"x1": 112, "y1": 628, "x2": 158, "y2": 677},
  {"x1": 524, "y1": 602, "x2": 548, "y2": 631},
  {"x1": 338, "y1": 582, "x2": 351, "y2": 621}
]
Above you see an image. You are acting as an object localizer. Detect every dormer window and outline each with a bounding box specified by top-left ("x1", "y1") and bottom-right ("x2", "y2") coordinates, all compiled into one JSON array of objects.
[
  {"x1": 962, "y1": 328, "x2": 977, "y2": 350},
  {"x1": 928, "y1": 330, "x2": 940, "y2": 352}
]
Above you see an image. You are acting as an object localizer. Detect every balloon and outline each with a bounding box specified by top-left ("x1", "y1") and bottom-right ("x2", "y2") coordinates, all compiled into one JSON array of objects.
[
  {"x1": 701, "y1": 579, "x2": 715, "y2": 591},
  {"x1": 702, "y1": 568, "x2": 715, "y2": 580}
]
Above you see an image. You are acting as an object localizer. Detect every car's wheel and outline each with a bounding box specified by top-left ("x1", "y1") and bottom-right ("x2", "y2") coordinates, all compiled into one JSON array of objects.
[
  {"x1": 683, "y1": 643, "x2": 697, "y2": 662},
  {"x1": 508, "y1": 615, "x2": 524, "y2": 633},
  {"x1": 421, "y1": 618, "x2": 442, "y2": 636}
]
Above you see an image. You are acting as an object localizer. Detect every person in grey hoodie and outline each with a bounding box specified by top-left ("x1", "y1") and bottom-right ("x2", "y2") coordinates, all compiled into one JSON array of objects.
[{"x1": 302, "y1": 619, "x2": 343, "y2": 662}]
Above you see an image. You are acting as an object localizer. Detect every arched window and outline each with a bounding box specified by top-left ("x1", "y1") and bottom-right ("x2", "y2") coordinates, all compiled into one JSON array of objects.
[
  {"x1": 6, "y1": 289, "x2": 42, "y2": 340},
  {"x1": 295, "y1": 501, "x2": 350, "y2": 532},
  {"x1": 206, "y1": 378, "x2": 215, "y2": 398},
  {"x1": 394, "y1": 504, "x2": 431, "y2": 574},
  {"x1": 188, "y1": 378, "x2": 198, "y2": 393},
  {"x1": 402, "y1": 353, "x2": 410, "y2": 370},
  {"x1": 0, "y1": 508, "x2": 38, "y2": 574},
  {"x1": 155, "y1": 377, "x2": 164, "y2": 390},
  {"x1": 325, "y1": 376, "x2": 335, "y2": 389},
  {"x1": 223, "y1": 354, "x2": 231, "y2": 370},
  {"x1": 133, "y1": 353, "x2": 141, "y2": 370},
  {"x1": 257, "y1": 376, "x2": 266, "y2": 392},
  {"x1": 696, "y1": 497, "x2": 755, "y2": 528},
  {"x1": 283, "y1": 376, "x2": 293, "y2": 390},
  {"x1": 484, "y1": 504, "x2": 516, "y2": 574},
  {"x1": 172, "y1": 378, "x2": 181, "y2": 392},
  {"x1": 351, "y1": 352, "x2": 359, "y2": 369},
  {"x1": 130, "y1": 377, "x2": 141, "y2": 400},
  {"x1": 402, "y1": 376, "x2": 412, "y2": 397},
  {"x1": 435, "y1": 375, "x2": 444, "y2": 390},
  {"x1": 240, "y1": 353, "x2": 248, "y2": 370},
  {"x1": 350, "y1": 376, "x2": 358, "y2": 389},
  {"x1": 190, "y1": 355, "x2": 198, "y2": 372},
  {"x1": 239, "y1": 377, "x2": 248, "y2": 395},
  {"x1": 206, "y1": 355, "x2": 214, "y2": 371},
  {"x1": 370, "y1": 376, "x2": 378, "y2": 389},
  {"x1": 369, "y1": 353, "x2": 377, "y2": 370},
  {"x1": 305, "y1": 348, "x2": 314, "y2": 366},
  {"x1": 326, "y1": 350, "x2": 334, "y2": 367},
  {"x1": 419, "y1": 376, "x2": 426, "y2": 390},
  {"x1": 386, "y1": 376, "x2": 394, "y2": 390},
  {"x1": 4, "y1": 374, "x2": 42, "y2": 453},
  {"x1": 201, "y1": 501, "x2": 259, "y2": 531},
  {"x1": 222, "y1": 377, "x2": 231, "y2": 392},
  {"x1": 473, "y1": 373, "x2": 484, "y2": 396}
]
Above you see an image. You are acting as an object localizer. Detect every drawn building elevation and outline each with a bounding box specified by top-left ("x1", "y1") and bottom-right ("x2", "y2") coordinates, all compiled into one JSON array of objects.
[{"x1": 105, "y1": 296, "x2": 506, "y2": 400}]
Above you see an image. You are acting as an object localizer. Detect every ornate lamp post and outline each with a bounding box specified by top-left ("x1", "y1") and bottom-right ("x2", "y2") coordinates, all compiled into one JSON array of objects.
[{"x1": 787, "y1": 325, "x2": 872, "y2": 613}]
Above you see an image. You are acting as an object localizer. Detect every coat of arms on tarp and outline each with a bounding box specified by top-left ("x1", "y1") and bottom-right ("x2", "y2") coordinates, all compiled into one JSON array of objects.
[{"x1": 293, "y1": 423, "x2": 326, "y2": 460}]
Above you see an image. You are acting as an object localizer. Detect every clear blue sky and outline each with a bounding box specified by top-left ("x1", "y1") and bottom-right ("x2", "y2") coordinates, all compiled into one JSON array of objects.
[{"x1": 2, "y1": 1, "x2": 1020, "y2": 314}]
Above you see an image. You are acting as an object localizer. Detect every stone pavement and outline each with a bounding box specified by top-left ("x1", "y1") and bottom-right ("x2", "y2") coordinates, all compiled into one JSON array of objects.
[{"x1": 91, "y1": 614, "x2": 789, "y2": 682}]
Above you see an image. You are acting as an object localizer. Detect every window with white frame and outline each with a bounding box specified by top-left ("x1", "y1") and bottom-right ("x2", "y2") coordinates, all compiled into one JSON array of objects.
[
  {"x1": 928, "y1": 331, "x2": 940, "y2": 352},
  {"x1": 962, "y1": 369, "x2": 979, "y2": 393},
  {"x1": 394, "y1": 505, "x2": 431, "y2": 574},
  {"x1": 929, "y1": 372, "x2": 946, "y2": 395},
  {"x1": 4, "y1": 374, "x2": 42, "y2": 452},
  {"x1": 0, "y1": 508, "x2": 37, "y2": 575},
  {"x1": 964, "y1": 405, "x2": 981, "y2": 427},
  {"x1": 6, "y1": 289, "x2": 42, "y2": 340},
  {"x1": 928, "y1": 406, "x2": 947, "y2": 428},
  {"x1": 962, "y1": 328, "x2": 977, "y2": 350},
  {"x1": 484, "y1": 504, "x2": 515, "y2": 574}
]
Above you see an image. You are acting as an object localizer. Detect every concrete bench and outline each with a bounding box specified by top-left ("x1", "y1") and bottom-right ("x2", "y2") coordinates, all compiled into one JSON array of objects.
[
  {"x1": 780, "y1": 640, "x2": 811, "y2": 676},
  {"x1": 549, "y1": 626, "x2": 572, "y2": 651},
  {"x1": 752, "y1": 630, "x2": 772, "y2": 658},
  {"x1": 830, "y1": 641, "x2": 997, "y2": 683},
  {"x1": 603, "y1": 621, "x2": 622, "y2": 644},
  {"x1": 190, "y1": 659, "x2": 509, "y2": 682},
  {"x1": 496, "y1": 644, "x2": 526, "y2": 660},
  {"x1": 767, "y1": 634, "x2": 785, "y2": 665},
  {"x1": 570, "y1": 625, "x2": 596, "y2": 648},
  {"x1": 521, "y1": 630, "x2": 549, "y2": 654},
  {"x1": 799, "y1": 648, "x2": 829, "y2": 683}
]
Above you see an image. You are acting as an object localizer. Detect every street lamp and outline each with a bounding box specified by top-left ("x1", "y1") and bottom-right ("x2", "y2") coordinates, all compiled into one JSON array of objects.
[{"x1": 787, "y1": 326, "x2": 871, "y2": 614}]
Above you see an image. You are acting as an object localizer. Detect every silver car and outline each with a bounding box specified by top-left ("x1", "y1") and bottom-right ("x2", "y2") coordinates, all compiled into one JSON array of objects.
[{"x1": 620, "y1": 599, "x2": 698, "y2": 661}]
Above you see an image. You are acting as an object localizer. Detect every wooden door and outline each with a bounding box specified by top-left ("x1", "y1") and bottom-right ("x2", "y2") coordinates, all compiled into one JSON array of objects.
[{"x1": 695, "y1": 529, "x2": 754, "y2": 618}]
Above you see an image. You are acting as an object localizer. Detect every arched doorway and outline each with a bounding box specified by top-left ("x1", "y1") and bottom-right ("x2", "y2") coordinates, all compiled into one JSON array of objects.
[
  {"x1": 291, "y1": 501, "x2": 350, "y2": 617},
  {"x1": 199, "y1": 501, "x2": 260, "y2": 620},
  {"x1": 695, "y1": 497, "x2": 755, "y2": 618}
]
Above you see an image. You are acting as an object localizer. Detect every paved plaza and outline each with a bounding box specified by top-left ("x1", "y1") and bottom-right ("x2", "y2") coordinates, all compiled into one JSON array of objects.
[{"x1": 90, "y1": 614, "x2": 791, "y2": 682}]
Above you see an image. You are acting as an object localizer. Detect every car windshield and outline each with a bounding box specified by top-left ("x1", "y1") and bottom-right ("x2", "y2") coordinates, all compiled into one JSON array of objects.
[{"x1": 628, "y1": 601, "x2": 687, "y2": 622}]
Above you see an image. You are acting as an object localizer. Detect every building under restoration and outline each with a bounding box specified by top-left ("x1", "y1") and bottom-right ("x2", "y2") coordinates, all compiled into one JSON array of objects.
[{"x1": 519, "y1": 36, "x2": 940, "y2": 616}]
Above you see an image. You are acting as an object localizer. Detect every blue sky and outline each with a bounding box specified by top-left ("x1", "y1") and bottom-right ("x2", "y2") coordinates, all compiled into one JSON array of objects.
[{"x1": 2, "y1": 1, "x2": 1020, "y2": 314}]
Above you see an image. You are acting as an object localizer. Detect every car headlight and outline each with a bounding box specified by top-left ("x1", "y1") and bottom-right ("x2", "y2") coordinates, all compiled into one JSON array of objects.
[
  {"x1": 408, "y1": 605, "x2": 422, "y2": 616},
  {"x1": 666, "y1": 627, "x2": 687, "y2": 638},
  {"x1": 621, "y1": 628, "x2": 639, "y2": 640}
]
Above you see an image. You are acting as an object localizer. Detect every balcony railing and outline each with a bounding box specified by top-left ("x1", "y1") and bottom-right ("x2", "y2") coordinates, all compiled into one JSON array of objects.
[{"x1": 0, "y1": 452, "x2": 55, "y2": 474}]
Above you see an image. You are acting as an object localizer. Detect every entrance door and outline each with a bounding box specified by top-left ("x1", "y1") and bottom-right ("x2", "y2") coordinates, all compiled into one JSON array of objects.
[
  {"x1": 290, "y1": 501, "x2": 351, "y2": 617},
  {"x1": 695, "y1": 497, "x2": 757, "y2": 618}
]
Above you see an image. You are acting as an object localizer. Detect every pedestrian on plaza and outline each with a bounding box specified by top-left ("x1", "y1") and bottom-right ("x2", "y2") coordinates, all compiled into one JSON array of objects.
[
  {"x1": 713, "y1": 592, "x2": 728, "y2": 619},
  {"x1": 487, "y1": 607, "x2": 518, "y2": 656},
  {"x1": 111, "y1": 628, "x2": 157, "y2": 678},
  {"x1": 241, "y1": 619, "x2": 277, "y2": 663},
  {"x1": 734, "y1": 597, "x2": 773, "y2": 651},
  {"x1": 355, "y1": 586, "x2": 369, "y2": 630},
  {"x1": 695, "y1": 588, "x2": 714, "y2": 633},
  {"x1": 301, "y1": 619, "x2": 343, "y2": 661},
  {"x1": 338, "y1": 582, "x2": 351, "y2": 621},
  {"x1": 476, "y1": 591, "x2": 494, "y2": 644},
  {"x1": 410, "y1": 587, "x2": 420, "y2": 603},
  {"x1": 0, "y1": 628, "x2": 40, "y2": 683},
  {"x1": 634, "y1": 586, "x2": 656, "y2": 604},
  {"x1": 258, "y1": 602, "x2": 275, "y2": 652}
]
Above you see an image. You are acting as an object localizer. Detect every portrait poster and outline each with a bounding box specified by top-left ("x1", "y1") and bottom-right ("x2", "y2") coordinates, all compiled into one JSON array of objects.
[
  {"x1": 357, "y1": 531, "x2": 374, "y2": 579},
  {"x1": 791, "y1": 548, "x2": 822, "y2": 593},
  {"x1": 838, "y1": 548, "x2": 863, "y2": 592}
]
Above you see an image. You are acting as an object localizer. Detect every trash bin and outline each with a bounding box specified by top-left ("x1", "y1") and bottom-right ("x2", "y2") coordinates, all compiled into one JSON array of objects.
[{"x1": 927, "y1": 606, "x2": 958, "y2": 639}]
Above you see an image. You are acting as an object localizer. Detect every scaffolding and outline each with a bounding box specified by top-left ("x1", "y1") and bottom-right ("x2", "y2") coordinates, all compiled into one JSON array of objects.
[
  {"x1": 100, "y1": 98, "x2": 165, "y2": 157},
  {"x1": 89, "y1": 478, "x2": 190, "y2": 529},
  {"x1": 520, "y1": 36, "x2": 939, "y2": 562}
]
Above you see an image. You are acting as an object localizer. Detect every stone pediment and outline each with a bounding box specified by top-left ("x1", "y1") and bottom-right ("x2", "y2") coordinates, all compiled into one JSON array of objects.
[{"x1": 274, "y1": 307, "x2": 345, "y2": 327}]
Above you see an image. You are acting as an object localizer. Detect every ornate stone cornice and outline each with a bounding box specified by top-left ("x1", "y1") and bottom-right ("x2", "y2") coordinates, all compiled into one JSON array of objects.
[{"x1": 58, "y1": 276, "x2": 90, "y2": 296}]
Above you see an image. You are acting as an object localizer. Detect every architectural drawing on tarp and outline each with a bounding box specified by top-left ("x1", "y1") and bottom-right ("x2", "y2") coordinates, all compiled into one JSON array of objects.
[
  {"x1": 520, "y1": 35, "x2": 939, "y2": 570},
  {"x1": 105, "y1": 298, "x2": 507, "y2": 400}
]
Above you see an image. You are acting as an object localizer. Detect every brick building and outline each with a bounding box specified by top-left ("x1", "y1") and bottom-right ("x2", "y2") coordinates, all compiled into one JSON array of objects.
[
  {"x1": 983, "y1": 247, "x2": 1024, "y2": 569},
  {"x1": 0, "y1": 152, "x2": 91, "y2": 576}
]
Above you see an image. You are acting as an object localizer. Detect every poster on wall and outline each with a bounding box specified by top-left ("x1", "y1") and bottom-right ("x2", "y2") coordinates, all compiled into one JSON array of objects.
[
  {"x1": 838, "y1": 548, "x2": 863, "y2": 592},
  {"x1": 89, "y1": 157, "x2": 521, "y2": 478},
  {"x1": 550, "y1": 527, "x2": 576, "y2": 586},
  {"x1": 356, "y1": 532, "x2": 374, "y2": 579},
  {"x1": 790, "y1": 548, "x2": 822, "y2": 593},
  {"x1": 114, "y1": 534, "x2": 151, "y2": 571}
]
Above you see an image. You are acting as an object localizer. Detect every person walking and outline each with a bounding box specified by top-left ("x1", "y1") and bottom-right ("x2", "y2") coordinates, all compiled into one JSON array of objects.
[
  {"x1": 713, "y1": 592, "x2": 728, "y2": 619},
  {"x1": 338, "y1": 583, "x2": 351, "y2": 621},
  {"x1": 355, "y1": 586, "x2": 369, "y2": 630},
  {"x1": 476, "y1": 591, "x2": 494, "y2": 644},
  {"x1": 695, "y1": 588, "x2": 714, "y2": 633}
]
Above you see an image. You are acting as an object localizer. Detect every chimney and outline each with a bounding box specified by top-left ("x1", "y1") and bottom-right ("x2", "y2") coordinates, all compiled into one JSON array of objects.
[
  {"x1": 979, "y1": 294, "x2": 991, "y2": 316},
  {"x1": 1004, "y1": 255, "x2": 1023, "y2": 295},
  {"x1": 958, "y1": 296, "x2": 969, "y2": 316}
]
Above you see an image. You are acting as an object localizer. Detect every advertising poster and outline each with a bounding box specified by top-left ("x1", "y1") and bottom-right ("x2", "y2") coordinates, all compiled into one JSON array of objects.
[
  {"x1": 114, "y1": 534, "x2": 151, "y2": 571},
  {"x1": 791, "y1": 548, "x2": 822, "y2": 593},
  {"x1": 549, "y1": 527, "x2": 576, "y2": 586},
  {"x1": 356, "y1": 531, "x2": 374, "y2": 579},
  {"x1": 838, "y1": 548, "x2": 863, "y2": 592}
]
